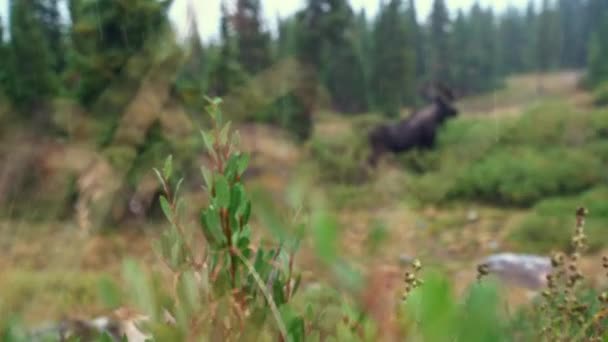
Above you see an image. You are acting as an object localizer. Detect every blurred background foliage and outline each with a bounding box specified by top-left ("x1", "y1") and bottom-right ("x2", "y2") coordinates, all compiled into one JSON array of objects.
[{"x1": 2, "y1": 0, "x2": 608, "y2": 340}]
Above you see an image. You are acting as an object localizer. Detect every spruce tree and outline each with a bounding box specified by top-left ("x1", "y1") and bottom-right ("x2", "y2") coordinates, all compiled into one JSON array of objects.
[
  {"x1": 451, "y1": 10, "x2": 469, "y2": 94},
  {"x1": 175, "y1": 7, "x2": 208, "y2": 110},
  {"x1": 558, "y1": 0, "x2": 585, "y2": 68},
  {"x1": 68, "y1": 0, "x2": 173, "y2": 106},
  {"x1": 498, "y1": 7, "x2": 527, "y2": 74},
  {"x1": 39, "y1": 0, "x2": 66, "y2": 73},
  {"x1": 355, "y1": 9, "x2": 373, "y2": 108},
  {"x1": 587, "y1": 13, "x2": 608, "y2": 88},
  {"x1": 6, "y1": 0, "x2": 56, "y2": 114},
  {"x1": 406, "y1": 0, "x2": 425, "y2": 81},
  {"x1": 523, "y1": 0, "x2": 538, "y2": 72},
  {"x1": 295, "y1": 0, "x2": 368, "y2": 113},
  {"x1": 209, "y1": 2, "x2": 245, "y2": 97},
  {"x1": 323, "y1": 0, "x2": 369, "y2": 113},
  {"x1": 276, "y1": 16, "x2": 298, "y2": 60},
  {"x1": 234, "y1": 0, "x2": 272, "y2": 74},
  {"x1": 371, "y1": 0, "x2": 415, "y2": 117},
  {"x1": 0, "y1": 16, "x2": 6, "y2": 94},
  {"x1": 429, "y1": 0, "x2": 453, "y2": 84},
  {"x1": 536, "y1": 0, "x2": 560, "y2": 73}
]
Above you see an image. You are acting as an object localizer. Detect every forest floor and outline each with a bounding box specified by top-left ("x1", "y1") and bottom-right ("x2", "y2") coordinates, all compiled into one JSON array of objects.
[{"x1": 2, "y1": 70, "x2": 606, "y2": 325}]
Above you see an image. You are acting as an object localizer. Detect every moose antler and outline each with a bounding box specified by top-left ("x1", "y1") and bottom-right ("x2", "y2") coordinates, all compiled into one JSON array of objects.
[{"x1": 418, "y1": 81, "x2": 456, "y2": 103}]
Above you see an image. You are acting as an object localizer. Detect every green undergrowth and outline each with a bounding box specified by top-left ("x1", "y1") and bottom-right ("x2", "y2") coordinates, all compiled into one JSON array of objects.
[
  {"x1": 509, "y1": 186, "x2": 608, "y2": 253},
  {"x1": 403, "y1": 101, "x2": 608, "y2": 206},
  {"x1": 311, "y1": 101, "x2": 608, "y2": 210}
]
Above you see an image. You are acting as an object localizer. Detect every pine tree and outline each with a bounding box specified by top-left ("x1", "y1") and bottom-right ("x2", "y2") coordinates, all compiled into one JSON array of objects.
[
  {"x1": 6, "y1": 0, "x2": 56, "y2": 114},
  {"x1": 429, "y1": 0, "x2": 453, "y2": 84},
  {"x1": 587, "y1": 13, "x2": 608, "y2": 88},
  {"x1": 355, "y1": 9, "x2": 373, "y2": 108},
  {"x1": 585, "y1": 0, "x2": 608, "y2": 47},
  {"x1": 558, "y1": 0, "x2": 585, "y2": 68},
  {"x1": 406, "y1": 0, "x2": 425, "y2": 81},
  {"x1": 175, "y1": 5, "x2": 208, "y2": 110},
  {"x1": 234, "y1": 0, "x2": 272, "y2": 74},
  {"x1": 276, "y1": 16, "x2": 298, "y2": 60},
  {"x1": 451, "y1": 10, "x2": 469, "y2": 94},
  {"x1": 295, "y1": 0, "x2": 368, "y2": 113},
  {"x1": 523, "y1": 0, "x2": 538, "y2": 72},
  {"x1": 498, "y1": 7, "x2": 527, "y2": 74},
  {"x1": 536, "y1": 0, "x2": 560, "y2": 73},
  {"x1": 322, "y1": 0, "x2": 369, "y2": 113},
  {"x1": 68, "y1": 0, "x2": 173, "y2": 106},
  {"x1": 371, "y1": 0, "x2": 415, "y2": 117},
  {"x1": 38, "y1": 0, "x2": 65, "y2": 73},
  {"x1": 209, "y1": 2, "x2": 245, "y2": 97},
  {"x1": 0, "y1": 16, "x2": 7, "y2": 93}
]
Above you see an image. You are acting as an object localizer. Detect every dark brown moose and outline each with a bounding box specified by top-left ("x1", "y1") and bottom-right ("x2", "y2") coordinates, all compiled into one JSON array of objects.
[{"x1": 367, "y1": 84, "x2": 459, "y2": 167}]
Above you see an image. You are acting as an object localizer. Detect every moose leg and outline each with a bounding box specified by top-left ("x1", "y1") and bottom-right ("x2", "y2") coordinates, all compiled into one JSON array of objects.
[
  {"x1": 367, "y1": 130, "x2": 386, "y2": 168},
  {"x1": 367, "y1": 148, "x2": 382, "y2": 167}
]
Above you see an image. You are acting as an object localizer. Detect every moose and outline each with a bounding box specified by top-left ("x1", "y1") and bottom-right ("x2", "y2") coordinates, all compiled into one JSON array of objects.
[{"x1": 367, "y1": 83, "x2": 459, "y2": 167}]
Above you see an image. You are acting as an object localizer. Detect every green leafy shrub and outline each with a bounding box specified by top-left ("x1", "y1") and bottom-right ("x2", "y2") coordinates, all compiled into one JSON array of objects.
[
  {"x1": 308, "y1": 133, "x2": 369, "y2": 185},
  {"x1": 448, "y1": 147, "x2": 603, "y2": 206},
  {"x1": 509, "y1": 187, "x2": 608, "y2": 253},
  {"x1": 505, "y1": 208, "x2": 608, "y2": 341},
  {"x1": 593, "y1": 81, "x2": 608, "y2": 106},
  {"x1": 253, "y1": 93, "x2": 312, "y2": 142},
  {"x1": 145, "y1": 97, "x2": 305, "y2": 341}
]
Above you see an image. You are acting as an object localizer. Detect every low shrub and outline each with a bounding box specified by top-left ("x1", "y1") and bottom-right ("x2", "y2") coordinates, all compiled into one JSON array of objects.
[
  {"x1": 508, "y1": 187, "x2": 608, "y2": 253},
  {"x1": 593, "y1": 81, "x2": 608, "y2": 106},
  {"x1": 308, "y1": 133, "x2": 369, "y2": 185},
  {"x1": 448, "y1": 147, "x2": 603, "y2": 206}
]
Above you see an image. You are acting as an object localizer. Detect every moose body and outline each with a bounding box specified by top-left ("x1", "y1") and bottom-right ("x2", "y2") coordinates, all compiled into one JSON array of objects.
[{"x1": 367, "y1": 85, "x2": 458, "y2": 167}]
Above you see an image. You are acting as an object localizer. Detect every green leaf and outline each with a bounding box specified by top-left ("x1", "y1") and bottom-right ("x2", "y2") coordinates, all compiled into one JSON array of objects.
[
  {"x1": 231, "y1": 130, "x2": 241, "y2": 149},
  {"x1": 174, "y1": 177, "x2": 184, "y2": 200},
  {"x1": 201, "y1": 207, "x2": 226, "y2": 247},
  {"x1": 220, "y1": 121, "x2": 231, "y2": 145},
  {"x1": 312, "y1": 210, "x2": 338, "y2": 264},
  {"x1": 200, "y1": 165, "x2": 213, "y2": 190},
  {"x1": 214, "y1": 175, "x2": 230, "y2": 208},
  {"x1": 225, "y1": 154, "x2": 239, "y2": 181},
  {"x1": 95, "y1": 332, "x2": 115, "y2": 342},
  {"x1": 287, "y1": 316, "x2": 305, "y2": 342},
  {"x1": 212, "y1": 97, "x2": 223, "y2": 105},
  {"x1": 216, "y1": 107, "x2": 223, "y2": 126},
  {"x1": 176, "y1": 197, "x2": 186, "y2": 220},
  {"x1": 201, "y1": 130, "x2": 215, "y2": 154},
  {"x1": 159, "y1": 195, "x2": 173, "y2": 223},
  {"x1": 122, "y1": 259, "x2": 158, "y2": 321},
  {"x1": 163, "y1": 155, "x2": 173, "y2": 180},
  {"x1": 242, "y1": 200, "x2": 252, "y2": 225},
  {"x1": 291, "y1": 273, "x2": 302, "y2": 297},
  {"x1": 237, "y1": 153, "x2": 250, "y2": 176},
  {"x1": 229, "y1": 183, "x2": 244, "y2": 216},
  {"x1": 152, "y1": 239, "x2": 171, "y2": 270},
  {"x1": 153, "y1": 168, "x2": 166, "y2": 189},
  {"x1": 237, "y1": 236, "x2": 250, "y2": 251},
  {"x1": 177, "y1": 271, "x2": 201, "y2": 315},
  {"x1": 170, "y1": 241, "x2": 182, "y2": 268},
  {"x1": 97, "y1": 276, "x2": 121, "y2": 309}
]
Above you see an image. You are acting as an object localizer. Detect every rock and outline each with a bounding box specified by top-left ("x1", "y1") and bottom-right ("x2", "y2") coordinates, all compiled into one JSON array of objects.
[
  {"x1": 480, "y1": 253, "x2": 551, "y2": 290},
  {"x1": 467, "y1": 209, "x2": 479, "y2": 222},
  {"x1": 399, "y1": 254, "x2": 414, "y2": 266}
]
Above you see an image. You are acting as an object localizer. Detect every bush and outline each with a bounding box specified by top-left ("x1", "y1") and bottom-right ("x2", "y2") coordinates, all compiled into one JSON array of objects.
[
  {"x1": 508, "y1": 187, "x2": 608, "y2": 253},
  {"x1": 593, "y1": 81, "x2": 608, "y2": 106},
  {"x1": 252, "y1": 93, "x2": 312, "y2": 142},
  {"x1": 448, "y1": 147, "x2": 604, "y2": 206},
  {"x1": 308, "y1": 133, "x2": 369, "y2": 185}
]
